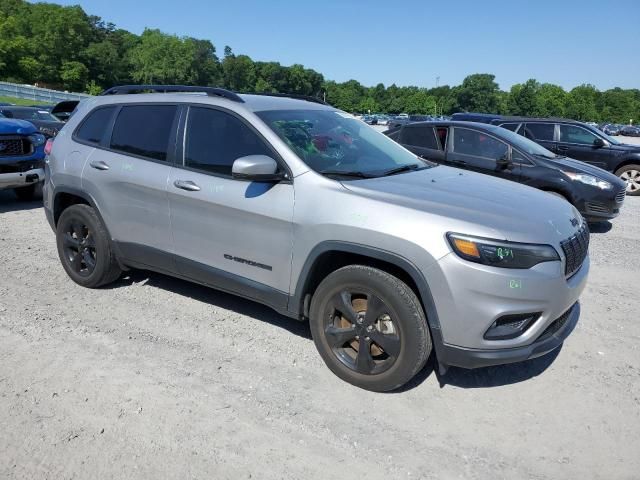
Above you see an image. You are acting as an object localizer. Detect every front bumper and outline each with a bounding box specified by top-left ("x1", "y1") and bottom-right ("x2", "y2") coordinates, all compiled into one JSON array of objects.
[
  {"x1": 424, "y1": 248, "x2": 588, "y2": 370},
  {"x1": 0, "y1": 167, "x2": 45, "y2": 189},
  {"x1": 436, "y1": 302, "x2": 580, "y2": 369},
  {"x1": 574, "y1": 187, "x2": 625, "y2": 220}
]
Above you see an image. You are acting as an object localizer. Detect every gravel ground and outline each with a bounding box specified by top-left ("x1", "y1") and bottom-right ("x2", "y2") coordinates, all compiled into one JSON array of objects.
[{"x1": 0, "y1": 189, "x2": 639, "y2": 480}]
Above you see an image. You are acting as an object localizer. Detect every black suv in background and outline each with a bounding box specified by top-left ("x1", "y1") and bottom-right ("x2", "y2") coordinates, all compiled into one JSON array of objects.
[
  {"x1": 386, "y1": 121, "x2": 627, "y2": 222},
  {"x1": 451, "y1": 113, "x2": 640, "y2": 196}
]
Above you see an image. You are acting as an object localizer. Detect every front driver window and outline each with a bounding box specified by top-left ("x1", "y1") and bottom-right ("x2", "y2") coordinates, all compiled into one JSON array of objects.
[
  {"x1": 185, "y1": 107, "x2": 273, "y2": 176},
  {"x1": 453, "y1": 128, "x2": 508, "y2": 161},
  {"x1": 559, "y1": 125, "x2": 598, "y2": 145}
]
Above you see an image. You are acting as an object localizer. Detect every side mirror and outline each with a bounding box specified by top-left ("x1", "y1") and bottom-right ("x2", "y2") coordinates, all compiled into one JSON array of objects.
[
  {"x1": 496, "y1": 154, "x2": 512, "y2": 170},
  {"x1": 232, "y1": 155, "x2": 285, "y2": 182},
  {"x1": 593, "y1": 137, "x2": 606, "y2": 148}
]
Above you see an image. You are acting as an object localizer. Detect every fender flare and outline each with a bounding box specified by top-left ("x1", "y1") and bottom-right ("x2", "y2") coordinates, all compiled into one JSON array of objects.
[{"x1": 289, "y1": 240, "x2": 443, "y2": 335}]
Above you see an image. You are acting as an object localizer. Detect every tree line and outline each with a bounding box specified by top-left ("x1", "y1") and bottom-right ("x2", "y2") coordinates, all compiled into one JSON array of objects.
[{"x1": 1, "y1": 0, "x2": 638, "y2": 123}]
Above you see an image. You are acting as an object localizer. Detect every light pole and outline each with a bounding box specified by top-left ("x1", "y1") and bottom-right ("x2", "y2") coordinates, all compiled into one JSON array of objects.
[{"x1": 434, "y1": 76, "x2": 440, "y2": 116}]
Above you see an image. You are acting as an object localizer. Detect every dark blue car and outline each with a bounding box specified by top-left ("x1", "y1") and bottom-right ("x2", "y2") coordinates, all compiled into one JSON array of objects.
[{"x1": 0, "y1": 116, "x2": 47, "y2": 200}]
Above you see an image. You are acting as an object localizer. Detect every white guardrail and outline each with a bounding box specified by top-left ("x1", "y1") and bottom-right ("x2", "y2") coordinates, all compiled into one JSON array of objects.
[{"x1": 0, "y1": 81, "x2": 90, "y2": 104}]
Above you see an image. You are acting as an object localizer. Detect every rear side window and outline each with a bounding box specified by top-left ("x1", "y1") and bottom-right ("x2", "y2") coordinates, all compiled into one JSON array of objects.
[
  {"x1": 75, "y1": 107, "x2": 115, "y2": 144},
  {"x1": 184, "y1": 107, "x2": 272, "y2": 176},
  {"x1": 523, "y1": 123, "x2": 555, "y2": 141},
  {"x1": 385, "y1": 129, "x2": 400, "y2": 141},
  {"x1": 110, "y1": 105, "x2": 177, "y2": 161},
  {"x1": 401, "y1": 126, "x2": 440, "y2": 149},
  {"x1": 453, "y1": 128, "x2": 508, "y2": 160}
]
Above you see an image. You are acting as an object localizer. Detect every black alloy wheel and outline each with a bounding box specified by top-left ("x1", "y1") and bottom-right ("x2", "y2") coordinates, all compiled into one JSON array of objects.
[
  {"x1": 323, "y1": 290, "x2": 401, "y2": 375},
  {"x1": 56, "y1": 204, "x2": 121, "y2": 288},
  {"x1": 61, "y1": 221, "x2": 96, "y2": 277},
  {"x1": 310, "y1": 265, "x2": 431, "y2": 392}
]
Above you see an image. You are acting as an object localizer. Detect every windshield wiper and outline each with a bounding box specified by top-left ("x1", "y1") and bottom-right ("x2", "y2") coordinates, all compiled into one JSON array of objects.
[
  {"x1": 379, "y1": 164, "x2": 422, "y2": 177},
  {"x1": 319, "y1": 169, "x2": 373, "y2": 179}
]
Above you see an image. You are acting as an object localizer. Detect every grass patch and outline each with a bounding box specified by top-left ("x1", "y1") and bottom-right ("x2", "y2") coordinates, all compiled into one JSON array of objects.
[{"x1": 0, "y1": 95, "x2": 52, "y2": 106}]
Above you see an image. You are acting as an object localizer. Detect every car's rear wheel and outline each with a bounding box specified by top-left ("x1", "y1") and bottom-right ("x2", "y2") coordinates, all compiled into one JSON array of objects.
[
  {"x1": 309, "y1": 265, "x2": 431, "y2": 392},
  {"x1": 56, "y1": 204, "x2": 122, "y2": 288},
  {"x1": 13, "y1": 184, "x2": 38, "y2": 201},
  {"x1": 615, "y1": 164, "x2": 640, "y2": 196}
]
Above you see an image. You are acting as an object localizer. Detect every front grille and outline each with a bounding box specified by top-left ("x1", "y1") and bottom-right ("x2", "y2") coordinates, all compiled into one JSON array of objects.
[
  {"x1": 536, "y1": 305, "x2": 574, "y2": 342},
  {"x1": 586, "y1": 202, "x2": 609, "y2": 213},
  {"x1": 0, "y1": 136, "x2": 30, "y2": 157},
  {"x1": 561, "y1": 222, "x2": 589, "y2": 277},
  {"x1": 615, "y1": 189, "x2": 626, "y2": 203}
]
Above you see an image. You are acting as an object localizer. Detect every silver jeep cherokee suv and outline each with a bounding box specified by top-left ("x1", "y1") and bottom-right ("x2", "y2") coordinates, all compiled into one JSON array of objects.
[{"x1": 43, "y1": 85, "x2": 589, "y2": 391}]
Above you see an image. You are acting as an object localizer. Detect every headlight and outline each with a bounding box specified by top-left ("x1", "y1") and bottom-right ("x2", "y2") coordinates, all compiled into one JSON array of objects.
[
  {"x1": 447, "y1": 233, "x2": 560, "y2": 269},
  {"x1": 563, "y1": 171, "x2": 611, "y2": 190},
  {"x1": 28, "y1": 133, "x2": 46, "y2": 146},
  {"x1": 38, "y1": 126, "x2": 58, "y2": 137}
]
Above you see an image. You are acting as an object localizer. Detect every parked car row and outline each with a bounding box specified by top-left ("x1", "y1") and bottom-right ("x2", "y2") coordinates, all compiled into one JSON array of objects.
[
  {"x1": 35, "y1": 85, "x2": 592, "y2": 392},
  {"x1": 620, "y1": 125, "x2": 640, "y2": 137},
  {"x1": 598, "y1": 123, "x2": 640, "y2": 137},
  {"x1": 448, "y1": 113, "x2": 640, "y2": 196}
]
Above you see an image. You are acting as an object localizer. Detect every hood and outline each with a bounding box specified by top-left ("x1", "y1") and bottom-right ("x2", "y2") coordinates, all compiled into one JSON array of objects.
[
  {"x1": 341, "y1": 166, "x2": 583, "y2": 245},
  {"x1": 0, "y1": 118, "x2": 37, "y2": 135},
  {"x1": 610, "y1": 142, "x2": 640, "y2": 152},
  {"x1": 547, "y1": 156, "x2": 625, "y2": 186}
]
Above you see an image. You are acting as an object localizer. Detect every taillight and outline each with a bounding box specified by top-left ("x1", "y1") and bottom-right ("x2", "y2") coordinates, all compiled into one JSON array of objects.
[{"x1": 44, "y1": 138, "x2": 53, "y2": 155}]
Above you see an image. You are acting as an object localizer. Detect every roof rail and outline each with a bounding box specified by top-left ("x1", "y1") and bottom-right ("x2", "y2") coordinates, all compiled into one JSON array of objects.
[
  {"x1": 249, "y1": 92, "x2": 328, "y2": 105},
  {"x1": 496, "y1": 115, "x2": 579, "y2": 123},
  {"x1": 100, "y1": 85, "x2": 245, "y2": 103}
]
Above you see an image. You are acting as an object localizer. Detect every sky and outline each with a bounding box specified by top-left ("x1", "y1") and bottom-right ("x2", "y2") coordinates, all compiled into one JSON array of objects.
[{"x1": 47, "y1": 0, "x2": 640, "y2": 91}]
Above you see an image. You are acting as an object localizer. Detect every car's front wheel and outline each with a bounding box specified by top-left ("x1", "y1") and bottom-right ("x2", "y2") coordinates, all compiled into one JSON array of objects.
[
  {"x1": 616, "y1": 164, "x2": 640, "y2": 196},
  {"x1": 56, "y1": 204, "x2": 122, "y2": 288},
  {"x1": 309, "y1": 265, "x2": 431, "y2": 392}
]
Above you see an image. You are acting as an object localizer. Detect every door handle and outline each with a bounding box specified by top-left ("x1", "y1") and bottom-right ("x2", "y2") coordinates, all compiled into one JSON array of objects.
[
  {"x1": 453, "y1": 160, "x2": 467, "y2": 166},
  {"x1": 89, "y1": 160, "x2": 109, "y2": 171},
  {"x1": 557, "y1": 145, "x2": 569, "y2": 151},
  {"x1": 173, "y1": 180, "x2": 201, "y2": 192}
]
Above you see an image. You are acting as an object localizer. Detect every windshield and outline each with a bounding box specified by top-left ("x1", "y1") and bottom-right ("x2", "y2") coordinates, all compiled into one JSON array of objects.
[
  {"x1": 7, "y1": 109, "x2": 58, "y2": 122},
  {"x1": 257, "y1": 109, "x2": 430, "y2": 178},
  {"x1": 493, "y1": 127, "x2": 559, "y2": 159}
]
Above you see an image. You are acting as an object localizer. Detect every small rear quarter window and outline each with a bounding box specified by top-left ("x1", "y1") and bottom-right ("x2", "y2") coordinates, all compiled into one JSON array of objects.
[{"x1": 75, "y1": 107, "x2": 116, "y2": 144}]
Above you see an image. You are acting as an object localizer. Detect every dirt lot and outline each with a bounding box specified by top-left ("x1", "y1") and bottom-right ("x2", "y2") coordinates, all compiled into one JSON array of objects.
[{"x1": 0, "y1": 189, "x2": 639, "y2": 480}]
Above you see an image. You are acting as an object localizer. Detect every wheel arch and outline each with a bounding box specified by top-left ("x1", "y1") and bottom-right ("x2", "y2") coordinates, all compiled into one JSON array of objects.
[
  {"x1": 53, "y1": 189, "x2": 91, "y2": 226},
  {"x1": 613, "y1": 157, "x2": 640, "y2": 174},
  {"x1": 52, "y1": 187, "x2": 110, "y2": 236},
  {"x1": 289, "y1": 242, "x2": 442, "y2": 336}
]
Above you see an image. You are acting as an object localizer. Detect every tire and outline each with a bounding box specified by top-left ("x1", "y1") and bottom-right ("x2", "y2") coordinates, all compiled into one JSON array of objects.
[
  {"x1": 615, "y1": 164, "x2": 640, "y2": 196},
  {"x1": 309, "y1": 265, "x2": 431, "y2": 392},
  {"x1": 56, "y1": 204, "x2": 122, "y2": 288},
  {"x1": 13, "y1": 184, "x2": 38, "y2": 201}
]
